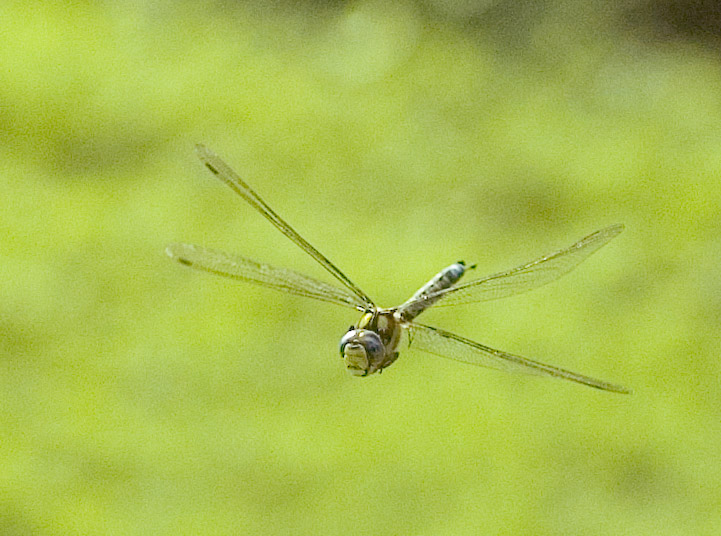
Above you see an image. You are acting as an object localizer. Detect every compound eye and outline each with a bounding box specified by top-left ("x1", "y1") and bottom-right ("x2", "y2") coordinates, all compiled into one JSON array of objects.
[
  {"x1": 357, "y1": 331, "x2": 384, "y2": 359},
  {"x1": 340, "y1": 329, "x2": 384, "y2": 358},
  {"x1": 339, "y1": 329, "x2": 385, "y2": 376}
]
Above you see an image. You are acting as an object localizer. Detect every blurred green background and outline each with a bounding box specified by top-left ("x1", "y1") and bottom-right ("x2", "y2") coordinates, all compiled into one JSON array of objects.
[{"x1": 2, "y1": 0, "x2": 720, "y2": 534}]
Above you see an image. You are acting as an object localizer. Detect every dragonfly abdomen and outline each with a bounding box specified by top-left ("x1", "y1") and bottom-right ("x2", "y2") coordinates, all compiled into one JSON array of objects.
[{"x1": 398, "y1": 262, "x2": 468, "y2": 321}]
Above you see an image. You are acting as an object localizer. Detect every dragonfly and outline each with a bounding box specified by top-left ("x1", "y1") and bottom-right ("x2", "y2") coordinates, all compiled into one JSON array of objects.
[{"x1": 167, "y1": 145, "x2": 630, "y2": 394}]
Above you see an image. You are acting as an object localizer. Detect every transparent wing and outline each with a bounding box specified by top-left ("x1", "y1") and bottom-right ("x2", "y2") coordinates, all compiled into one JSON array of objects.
[
  {"x1": 403, "y1": 225, "x2": 623, "y2": 310},
  {"x1": 195, "y1": 145, "x2": 375, "y2": 310},
  {"x1": 167, "y1": 243, "x2": 364, "y2": 310},
  {"x1": 406, "y1": 322, "x2": 630, "y2": 393}
]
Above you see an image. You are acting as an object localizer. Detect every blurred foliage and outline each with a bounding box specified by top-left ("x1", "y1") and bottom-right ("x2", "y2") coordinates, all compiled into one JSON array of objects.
[{"x1": 2, "y1": 0, "x2": 721, "y2": 534}]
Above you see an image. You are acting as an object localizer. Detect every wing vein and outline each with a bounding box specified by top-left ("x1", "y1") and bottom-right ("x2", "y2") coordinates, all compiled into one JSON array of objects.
[
  {"x1": 195, "y1": 145, "x2": 375, "y2": 309},
  {"x1": 403, "y1": 224, "x2": 624, "y2": 310},
  {"x1": 407, "y1": 322, "x2": 631, "y2": 393},
  {"x1": 167, "y1": 243, "x2": 363, "y2": 310}
]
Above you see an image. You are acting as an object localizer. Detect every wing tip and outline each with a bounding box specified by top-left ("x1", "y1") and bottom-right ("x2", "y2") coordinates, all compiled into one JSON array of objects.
[
  {"x1": 165, "y1": 243, "x2": 194, "y2": 266},
  {"x1": 194, "y1": 145, "x2": 223, "y2": 177},
  {"x1": 605, "y1": 383, "x2": 633, "y2": 395},
  {"x1": 589, "y1": 381, "x2": 632, "y2": 394},
  {"x1": 603, "y1": 223, "x2": 625, "y2": 238}
]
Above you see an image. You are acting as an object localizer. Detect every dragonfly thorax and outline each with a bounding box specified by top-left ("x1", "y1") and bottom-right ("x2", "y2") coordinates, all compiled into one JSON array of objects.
[{"x1": 339, "y1": 310, "x2": 402, "y2": 376}]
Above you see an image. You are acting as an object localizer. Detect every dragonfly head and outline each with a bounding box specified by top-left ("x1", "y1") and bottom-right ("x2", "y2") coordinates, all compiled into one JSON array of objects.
[{"x1": 339, "y1": 329, "x2": 385, "y2": 377}]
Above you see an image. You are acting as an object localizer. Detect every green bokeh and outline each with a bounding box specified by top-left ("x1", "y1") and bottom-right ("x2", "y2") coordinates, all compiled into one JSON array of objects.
[{"x1": 2, "y1": 1, "x2": 720, "y2": 534}]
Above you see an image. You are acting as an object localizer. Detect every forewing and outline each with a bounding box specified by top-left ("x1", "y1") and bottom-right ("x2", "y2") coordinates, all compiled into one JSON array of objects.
[
  {"x1": 406, "y1": 322, "x2": 630, "y2": 393},
  {"x1": 195, "y1": 145, "x2": 375, "y2": 309},
  {"x1": 167, "y1": 243, "x2": 364, "y2": 310},
  {"x1": 404, "y1": 224, "x2": 623, "y2": 310}
]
